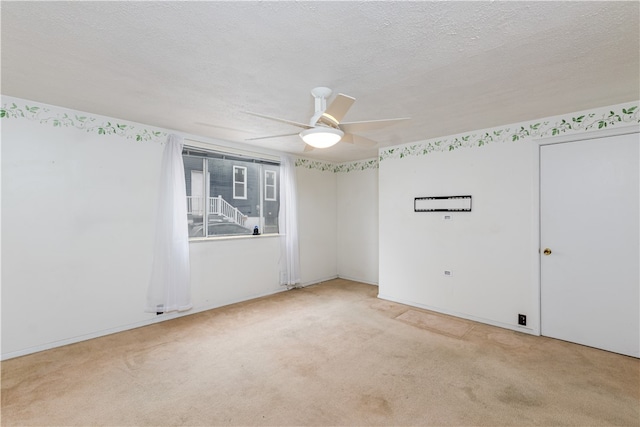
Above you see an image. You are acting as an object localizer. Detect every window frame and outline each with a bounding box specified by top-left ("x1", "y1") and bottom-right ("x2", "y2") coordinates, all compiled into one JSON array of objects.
[
  {"x1": 232, "y1": 165, "x2": 247, "y2": 200},
  {"x1": 182, "y1": 144, "x2": 281, "y2": 240},
  {"x1": 264, "y1": 169, "x2": 277, "y2": 201}
]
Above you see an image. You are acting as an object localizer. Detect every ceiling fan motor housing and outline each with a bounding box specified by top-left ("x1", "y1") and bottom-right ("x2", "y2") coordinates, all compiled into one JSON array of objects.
[{"x1": 310, "y1": 87, "x2": 333, "y2": 126}]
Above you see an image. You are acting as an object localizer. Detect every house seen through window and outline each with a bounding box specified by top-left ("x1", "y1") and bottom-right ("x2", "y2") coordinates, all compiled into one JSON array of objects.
[{"x1": 183, "y1": 147, "x2": 280, "y2": 238}]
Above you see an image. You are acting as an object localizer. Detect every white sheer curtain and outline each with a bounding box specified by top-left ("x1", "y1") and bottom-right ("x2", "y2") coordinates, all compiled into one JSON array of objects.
[
  {"x1": 146, "y1": 134, "x2": 192, "y2": 313},
  {"x1": 278, "y1": 155, "x2": 301, "y2": 287}
]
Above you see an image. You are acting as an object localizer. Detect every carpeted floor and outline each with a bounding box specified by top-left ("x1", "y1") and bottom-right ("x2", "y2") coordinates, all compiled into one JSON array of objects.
[{"x1": 2, "y1": 279, "x2": 639, "y2": 426}]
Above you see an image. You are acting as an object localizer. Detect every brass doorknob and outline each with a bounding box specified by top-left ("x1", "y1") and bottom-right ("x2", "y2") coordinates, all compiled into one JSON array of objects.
[{"x1": 543, "y1": 248, "x2": 552, "y2": 256}]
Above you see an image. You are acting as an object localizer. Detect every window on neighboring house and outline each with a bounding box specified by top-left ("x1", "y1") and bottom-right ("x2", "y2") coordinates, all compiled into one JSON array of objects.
[
  {"x1": 265, "y1": 170, "x2": 277, "y2": 201},
  {"x1": 183, "y1": 146, "x2": 280, "y2": 238},
  {"x1": 233, "y1": 165, "x2": 247, "y2": 200}
]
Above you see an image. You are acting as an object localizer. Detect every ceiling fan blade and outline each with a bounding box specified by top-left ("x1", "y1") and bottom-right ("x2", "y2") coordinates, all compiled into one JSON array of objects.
[
  {"x1": 341, "y1": 133, "x2": 378, "y2": 148},
  {"x1": 340, "y1": 117, "x2": 410, "y2": 134},
  {"x1": 320, "y1": 93, "x2": 355, "y2": 126},
  {"x1": 245, "y1": 132, "x2": 300, "y2": 141},
  {"x1": 303, "y1": 144, "x2": 315, "y2": 152},
  {"x1": 245, "y1": 111, "x2": 313, "y2": 129}
]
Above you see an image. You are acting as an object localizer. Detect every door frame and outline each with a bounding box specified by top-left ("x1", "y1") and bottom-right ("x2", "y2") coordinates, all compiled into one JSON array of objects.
[{"x1": 531, "y1": 124, "x2": 639, "y2": 337}]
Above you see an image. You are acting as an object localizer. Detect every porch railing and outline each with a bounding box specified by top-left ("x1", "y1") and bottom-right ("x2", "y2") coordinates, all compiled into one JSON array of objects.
[
  {"x1": 209, "y1": 195, "x2": 248, "y2": 226},
  {"x1": 187, "y1": 195, "x2": 247, "y2": 226},
  {"x1": 186, "y1": 196, "x2": 204, "y2": 217}
]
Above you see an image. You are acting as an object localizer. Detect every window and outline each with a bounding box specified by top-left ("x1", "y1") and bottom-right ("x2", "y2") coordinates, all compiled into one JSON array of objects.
[
  {"x1": 183, "y1": 146, "x2": 280, "y2": 238},
  {"x1": 265, "y1": 170, "x2": 277, "y2": 201},
  {"x1": 233, "y1": 165, "x2": 247, "y2": 200}
]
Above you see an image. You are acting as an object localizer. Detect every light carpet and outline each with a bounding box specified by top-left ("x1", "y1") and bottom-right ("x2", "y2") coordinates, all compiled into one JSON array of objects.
[{"x1": 2, "y1": 279, "x2": 639, "y2": 426}]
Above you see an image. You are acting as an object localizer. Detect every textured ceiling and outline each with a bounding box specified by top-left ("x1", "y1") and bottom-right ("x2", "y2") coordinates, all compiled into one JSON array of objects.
[{"x1": 2, "y1": 1, "x2": 639, "y2": 162}]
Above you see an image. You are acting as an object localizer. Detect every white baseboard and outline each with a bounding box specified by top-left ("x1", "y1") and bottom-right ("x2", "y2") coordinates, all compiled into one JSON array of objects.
[
  {"x1": 337, "y1": 275, "x2": 378, "y2": 286},
  {"x1": 1, "y1": 287, "x2": 289, "y2": 361},
  {"x1": 297, "y1": 275, "x2": 339, "y2": 287},
  {"x1": 377, "y1": 293, "x2": 539, "y2": 336},
  {"x1": 3, "y1": 279, "x2": 384, "y2": 360}
]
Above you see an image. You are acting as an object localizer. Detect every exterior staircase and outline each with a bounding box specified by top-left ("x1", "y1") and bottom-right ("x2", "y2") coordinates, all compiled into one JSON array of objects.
[{"x1": 187, "y1": 195, "x2": 248, "y2": 226}]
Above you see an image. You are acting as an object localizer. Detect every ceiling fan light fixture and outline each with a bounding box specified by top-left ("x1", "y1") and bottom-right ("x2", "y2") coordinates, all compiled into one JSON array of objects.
[
  {"x1": 320, "y1": 112, "x2": 339, "y2": 127},
  {"x1": 299, "y1": 127, "x2": 344, "y2": 148}
]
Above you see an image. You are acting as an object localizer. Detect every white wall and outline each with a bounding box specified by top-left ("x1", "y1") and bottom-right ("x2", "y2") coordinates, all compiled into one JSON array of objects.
[
  {"x1": 189, "y1": 236, "x2": 282, "y2": 308},
  {"x1": 379, "y1": 143, "x2": 536, "y2": 331},
  {"x1": 336, "y1": 167, "x2": 379, "y2": 284},
  {"x1": 378, "y1": 101, "x2": 640, "y2": 334},
  {"x1": 3, "y1": 95, "x2": 636, "y2": 358},
  {"x1": 2, "y1": 118, "x2": 163, "y2": 356},
  {"x1": 296, "y1": 166, "x2": 338, "y2": 284},
  {"x1": 0, "y1": 97, "x2": 338, "y2": 359}
]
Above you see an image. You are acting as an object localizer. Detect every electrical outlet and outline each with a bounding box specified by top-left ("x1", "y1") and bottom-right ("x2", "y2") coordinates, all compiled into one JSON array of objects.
[
  {"x1": 444, "y1": 270, "x2": 453, "y2": 276},
  {"x1": 518, "y1": 314, "x2": 527, "y2": 326}
]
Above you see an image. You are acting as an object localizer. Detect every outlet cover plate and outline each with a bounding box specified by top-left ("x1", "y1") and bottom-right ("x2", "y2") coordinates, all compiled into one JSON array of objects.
[{"x1": 518, "y1": 314, "x2": 527, "y2": 326}]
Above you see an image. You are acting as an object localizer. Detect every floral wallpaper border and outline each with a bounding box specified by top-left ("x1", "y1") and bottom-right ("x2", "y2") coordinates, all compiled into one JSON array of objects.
[
  {"x1": 1, "y1": 99, "x2": 167, "y2": 143},
  {"x1": 295, "y1": 158, "x2": 379, "y2": 173},
  {"x1": 379, "y1": 103, "x2": 639, "y2": 162},
  {"x1": 334, "y1": 159, "x2": 379, "y2": 172},
  {"x1": 1, "y1": 96, "x2": 375, "y2": 172},
  {"x1": 294, "y1": 158, "x2": 336, "y2": 172},
  {"x1": 3, "y1": 96, "x2": 637, "y2": 172}
]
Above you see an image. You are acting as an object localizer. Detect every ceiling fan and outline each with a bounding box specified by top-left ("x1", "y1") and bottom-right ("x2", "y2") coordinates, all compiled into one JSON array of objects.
[{"x1": 245, "y1": 87, "x2": 410, "y2": 151}]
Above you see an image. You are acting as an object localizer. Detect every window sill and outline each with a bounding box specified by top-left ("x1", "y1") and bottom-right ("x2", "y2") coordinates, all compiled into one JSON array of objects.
[{"x1": 188, "y1": 233, "x2": 282, "y2": 243}]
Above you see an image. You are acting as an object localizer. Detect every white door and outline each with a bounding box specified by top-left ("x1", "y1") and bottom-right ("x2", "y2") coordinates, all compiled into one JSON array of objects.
[
  {"x1": 540, "y1": 130, "x2": 639, "y2": 358},
  {"x1": 191, "y1": 170, "x2": 204, "y2": 216}
]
